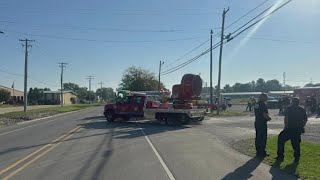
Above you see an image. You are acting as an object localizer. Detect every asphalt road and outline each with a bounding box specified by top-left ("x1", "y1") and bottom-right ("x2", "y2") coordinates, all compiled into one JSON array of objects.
[{"x1": 0, "y1": 106, "x2": 296, "y2": 180}]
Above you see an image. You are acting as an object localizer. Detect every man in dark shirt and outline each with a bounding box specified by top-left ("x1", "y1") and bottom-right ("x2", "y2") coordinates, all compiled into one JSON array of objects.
[
  {"x1": 254, "y1": 93, "x2": 271, "y2": 157},
  {"x1": 276, "y1": 97, "x2": 308, "y2": 162}
]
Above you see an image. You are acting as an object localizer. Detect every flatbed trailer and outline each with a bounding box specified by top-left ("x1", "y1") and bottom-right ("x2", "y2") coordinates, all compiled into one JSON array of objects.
[{"x1": 144, "y1": 108, "x2": 205, "y2": 125}]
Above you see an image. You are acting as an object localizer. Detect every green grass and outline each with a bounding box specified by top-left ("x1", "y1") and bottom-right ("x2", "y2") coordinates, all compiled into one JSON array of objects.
[
  {"x1": 234, "y1": 137, "x2": 320, "y2": 180},
  {"x1": 0, "y1": 103, "x2": 102, "y2": 119},
  {"x1": 0, "y1": 104, "x2": 22, "y2": 108},
  {"x1": 207, "y1": 111, "x2": 247, "y2": 117}
]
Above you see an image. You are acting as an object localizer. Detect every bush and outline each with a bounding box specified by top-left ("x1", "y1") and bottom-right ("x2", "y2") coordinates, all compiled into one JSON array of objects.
[{"x1": 0, "y1": 89, "x2": 10, "y2": 103}]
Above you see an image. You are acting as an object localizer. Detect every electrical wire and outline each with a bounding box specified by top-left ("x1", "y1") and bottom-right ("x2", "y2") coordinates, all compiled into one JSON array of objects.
[
  {"x1": 161, "y1": 42, "x2": 222, "y2": 75},
  {"x1": 231, "y1": 0, "x2": 293, "y2": 39},
  {"x1": 162, "y1": 39, "x2": 210, "y2": 69},
  {"x1": 159, "y1": 0, "x2": 292, "y2": 76},
  {"x1": 226, "y1": 0, "x2": 271, "y2": 29},
  {"x1": 6, "y1": 30, "x2": 207, "y2": 43},
  {"x1": 161, "y1": 0, "x2": 274, "y2": 73},
  {"x1": 0, "y1": 69, "x2": 60, "y2": 87}
]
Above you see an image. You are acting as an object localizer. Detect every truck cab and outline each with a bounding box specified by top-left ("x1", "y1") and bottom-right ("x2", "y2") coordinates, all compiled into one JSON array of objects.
[{"x1": 104, "y1": 92, "x2": 146, "y2": 122}]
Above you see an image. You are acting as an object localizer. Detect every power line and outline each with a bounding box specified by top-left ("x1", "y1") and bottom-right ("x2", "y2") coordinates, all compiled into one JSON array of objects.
[
  {"x1": 0, "y1": 68, "x2": 60, "y2": 87},
  {"x1": 226, "y1": 0, "x2": 271, "y2": 29},
  {"x1": 231, "y1": 0, "x2": 293, "y2": 39},
  {"x1": 161, "y1": 42, "x2": 221, "y2": 76},
  {"x1": 161, "y1": 0, "x2": 275, "y2": 73},
  {"x1": 162, "y1": 39, "x2": 210, "y2": 70},
  {"x1": 6, "y1": 30, "x2": 207, "y2": 43}
]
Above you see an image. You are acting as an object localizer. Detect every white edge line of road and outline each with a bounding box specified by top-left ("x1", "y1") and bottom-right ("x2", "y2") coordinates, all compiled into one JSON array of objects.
[
  {"x1": 135, "y1": 121, "x2": 176, "y2": 180},
  {"x1": 0, "y1": 107, "x2": 99, "y2": 137}
]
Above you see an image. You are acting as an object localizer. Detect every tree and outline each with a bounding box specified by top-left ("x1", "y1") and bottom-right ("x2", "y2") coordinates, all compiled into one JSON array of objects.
[
  {"x1": 96, "y1": 87, "x2": 115, "y2": 102},
  {"x1": 43, "y1": 87, "x2": 51, "y2": 91},
  {"x1": 28, "y1": 88, "x2": 44, "y2": 105},
  {"x1": 119, "y1": 66, "x2": 165, "y2": 91},
  {"x1": 223, "y1": 84, "x2": 233, "y2": 93},
  {"x1": 63, "y1": 82, "x2": 80, "y2": 92},
  {"x1": 256, "y1": 78, "x2": 267, "y2": 92},
  {"x1": 265, "y1": 79, "x2": 282, "y2": 91},
  {"x1": 0, "y1": 89, "x2": 10, "y2": 103}
]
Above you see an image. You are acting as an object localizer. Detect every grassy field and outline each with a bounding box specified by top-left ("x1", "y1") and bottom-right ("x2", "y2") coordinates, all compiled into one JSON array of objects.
[
  {"x1": 0, "y1": 104, "x2": 102, "y2": 121},
  {"x1": 0, "y1": 104, "x2": 23, "y2": 108},
  {"x1": 233, "y1": 136, "x2": 320, "y2": 180},
  {"x1": 207, "y1": 110, "x2": 247, "y2": 117}
]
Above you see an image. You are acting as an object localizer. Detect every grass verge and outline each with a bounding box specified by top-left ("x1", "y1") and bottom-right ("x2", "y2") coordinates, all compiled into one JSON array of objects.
[
  {"x1": 233, "y1": 136, "x2": 320, "y2": 180},
  {"x1": 207, "y1": 111, "x2": 247, "y2": 117},
  {"x1": 0, "y1": 103, "x2": 102, "y2": 126}
]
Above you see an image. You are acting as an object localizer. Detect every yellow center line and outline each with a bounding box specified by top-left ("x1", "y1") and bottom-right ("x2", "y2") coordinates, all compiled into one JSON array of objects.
[
  {"x1": 3, "y1": 126, "x2": 82, "y2": 180},
  {"x1": 0, "y1": 127, "x2": 77, "y2": 175},
  {"x1": 0, "y1": 120, "x2": 91, "y2": 177}
]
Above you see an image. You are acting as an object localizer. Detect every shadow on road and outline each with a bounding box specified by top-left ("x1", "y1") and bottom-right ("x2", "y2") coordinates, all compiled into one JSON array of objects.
[
  {"x1": 0, "y1": 119, "x2": 188, "y2": 157},
  {"x1": 269, "y1": 160, "x2": 299, "y2": 180},
  {"x1": 81, "y1": 120, "x2": 190, "y2": 140},
  {"x1": 82, "y1": 115, "x2": 105, "y2": 120},
  {"x1": 222, "y1": 157, "x2": 263, "y2": 180}
]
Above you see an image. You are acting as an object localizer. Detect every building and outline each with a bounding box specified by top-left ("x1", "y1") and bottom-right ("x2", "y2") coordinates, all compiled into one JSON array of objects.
[
  {"x1": 42, "y1": 91, "x2": 78, "y2": 105},
  {"x1": 0, "y1": 85, "x2": 24, "y2": 103}
]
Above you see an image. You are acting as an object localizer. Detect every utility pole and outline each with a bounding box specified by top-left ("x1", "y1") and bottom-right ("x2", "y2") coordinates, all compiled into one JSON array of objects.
[
  {"x1": 58, "y1": 62, "x2": 68, "y2": 107},
  {"x1": 210, "y1": 30, "x2": 213, "y2": 110},
  {"x1": 98, "y1": 82, "x2": 103, "y2": 102},
  {"x1": 216, "y1": 8, "x2": 229, "y2": 115},
  {"x1": 19, "y1": 38, "x2": 35, "y2": 112},
  {"x1": 158, "y1": 61, "x2": 164, "y2": 91},
  {"x1": 283, "y1": 72, "x2": 286, "y2": 94},
  {"x1": 86, "y1": 76, "x2": 94, "y2": 104}
]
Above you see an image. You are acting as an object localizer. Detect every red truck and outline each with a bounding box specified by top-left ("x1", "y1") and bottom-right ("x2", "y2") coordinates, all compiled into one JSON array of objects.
[{"x1": 103, "y1": 74, "x2": 206, "y2": 125}]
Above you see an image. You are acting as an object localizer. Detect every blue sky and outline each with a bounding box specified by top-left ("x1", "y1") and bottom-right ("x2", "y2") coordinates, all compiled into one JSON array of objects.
[{"x1": 0, "y1": 0, "x2": 319, "y2": 91}]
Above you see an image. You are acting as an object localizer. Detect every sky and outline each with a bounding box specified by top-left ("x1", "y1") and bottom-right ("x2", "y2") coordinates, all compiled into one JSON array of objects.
[{"x1": 0, "y1": 0, "x2": 320, "y2": 92}]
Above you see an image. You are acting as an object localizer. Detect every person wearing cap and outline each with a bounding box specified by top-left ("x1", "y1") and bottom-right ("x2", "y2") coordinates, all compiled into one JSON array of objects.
[
  {"x1": 254, "y1": 93, "x2": 271, "y2": 157},
  {"x1": 276, "y1": 97, "x2": 308, "y2": 162}
]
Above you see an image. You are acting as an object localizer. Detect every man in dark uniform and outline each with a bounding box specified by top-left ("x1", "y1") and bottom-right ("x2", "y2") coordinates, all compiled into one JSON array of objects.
[
  {"x1": 276, "y1": 97, "x2": 308, "y2": 162},
  {"x1": 254, "y1": 93, "x2": 272, "y2": 157}
]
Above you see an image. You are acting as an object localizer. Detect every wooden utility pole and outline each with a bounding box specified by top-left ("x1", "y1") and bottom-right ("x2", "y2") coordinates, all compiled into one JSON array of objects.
[
  {"x1": 217, "y1": 8, "x2": 229, "y2": 115},
  {"x1": 19, "y1": 39, "x2": 35, "y2": 112},
  {"x1": 86, "y1": 76, "x2": 94, "y2": 104},
  {"x1": 58, "y1": 62, "x2": 68, "y2": 107}
]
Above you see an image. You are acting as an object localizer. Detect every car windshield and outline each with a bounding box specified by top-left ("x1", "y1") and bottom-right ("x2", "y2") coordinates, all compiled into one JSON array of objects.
[{"x1": 0, "y1": 1, "x2": 319, "y2": 179}]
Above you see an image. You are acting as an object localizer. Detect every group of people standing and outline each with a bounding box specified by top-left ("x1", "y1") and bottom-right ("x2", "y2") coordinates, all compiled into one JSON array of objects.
[
  {"x1": 246, "y1": 97, "x2": 256, "y2": 111},
  {"x1": 254, "y1": 93, "x2": 308, "y2": 162},
  {"x1": 279, "y1": 95, "x2": 319, "y2": 117}
]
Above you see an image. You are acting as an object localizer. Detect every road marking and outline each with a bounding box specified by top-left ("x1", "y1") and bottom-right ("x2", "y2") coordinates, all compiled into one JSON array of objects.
[
  {"x1": 0, "y1": 121, "x2": 87, "y2": 176},
  {"x1": 3, "y1": 127, "x2": 81, "y2": 180},
  {"x1": 136, "y1": 121, "x2": 176, "y2": 180}
]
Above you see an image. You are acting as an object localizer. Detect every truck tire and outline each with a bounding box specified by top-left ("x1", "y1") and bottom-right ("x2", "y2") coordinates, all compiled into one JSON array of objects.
[
  {"x1": 179, "y1": 114, "x2": 190, "y2": 125},
  {"x1": 105, "y1": 111, "x2": 115, "y2": 122}
]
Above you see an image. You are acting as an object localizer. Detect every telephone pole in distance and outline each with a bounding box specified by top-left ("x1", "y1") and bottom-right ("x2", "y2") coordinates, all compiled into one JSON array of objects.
[
  {"x1": 210, "y1": 29, "x2": 213, "y2": 111},
  {"x1": 19, "y1": 38, "x2": 35, "y2": 112},
  {"x1": 98, "y1": 82, "x2": 103, "y2": 102},
  {"x1": 158, "y1": 61, "x2": 164, "y2": 91},
  {"x1": 283, "y1": 72, "x2": 286, "y2": 94},
  {"x1": 58, "y1": 62, "x2": 68, "y2": 107},
  {"x1": 86, "y1": 76, "x2": 94, "y2": 104}
]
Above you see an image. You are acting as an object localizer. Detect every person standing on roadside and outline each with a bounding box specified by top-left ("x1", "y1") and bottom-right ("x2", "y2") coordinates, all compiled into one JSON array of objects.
[
  {"x1": 254, "y1": 93, "x2": 272, "y2": 157},
  {"x1": 246, "y1": 97, "x2": 252, "y2": 111},
  {"x1": 276, "y1": 97, "x2": 308, "y2": 162}
]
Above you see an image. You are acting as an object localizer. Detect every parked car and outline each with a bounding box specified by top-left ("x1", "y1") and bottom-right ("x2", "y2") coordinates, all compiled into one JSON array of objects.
[{"x1": 267, "y1": 96, "x2": 279, "y2": 109}]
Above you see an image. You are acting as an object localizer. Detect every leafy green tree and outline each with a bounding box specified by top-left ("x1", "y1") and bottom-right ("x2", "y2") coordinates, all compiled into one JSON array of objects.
[
  {"x1": 265, "y1": 79, "x2": 282, "y2": 91},
  {"x1": 96, "y1": 87, "x2": 115, "y2": 102},
  {"x1": 28, "y1": 88, "x2": 44, "y2": 105},
  {"x1": 223, "y1": 84, "x2": 233, "y2": 93},
  {"x1": 255, "y1": 78, "x2": 267, "y2": 92},
  {"x1": 0, "y1": 89, "x2": 10, "y2": 103},
  {"x1": 63, "y1": 82, "x2": 80, "y2": 92},
  {"x1": 119, "y1": 66, "x2": 165, "y2": 91}
]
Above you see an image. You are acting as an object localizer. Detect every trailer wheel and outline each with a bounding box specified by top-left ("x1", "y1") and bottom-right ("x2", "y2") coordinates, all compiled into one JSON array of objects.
[{"x1": 179, "y1": 114, "x2": 190, "y2": 125}]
